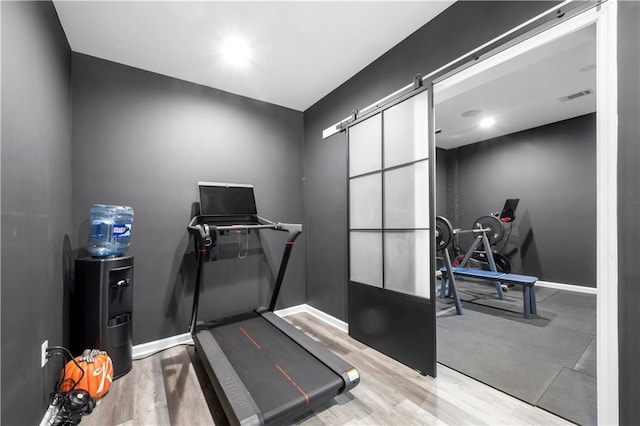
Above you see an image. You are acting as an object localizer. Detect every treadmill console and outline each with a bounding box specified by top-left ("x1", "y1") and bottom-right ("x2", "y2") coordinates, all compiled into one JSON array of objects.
[{"x1": 198, "y1": 181, "x2": 258, "y2": 224}]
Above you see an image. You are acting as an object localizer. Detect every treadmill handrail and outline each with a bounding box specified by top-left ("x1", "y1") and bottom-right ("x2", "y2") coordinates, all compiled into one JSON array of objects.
[
  {"x1": 187, "y1": 215, "x2": 302, "y2": 242},
  {"x1": 187, "y1": 214, "x2": 303, "y2": 333}
]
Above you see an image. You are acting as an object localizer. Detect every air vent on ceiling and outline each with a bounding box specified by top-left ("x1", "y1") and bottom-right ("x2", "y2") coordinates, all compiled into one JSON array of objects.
[{"x1": 558, "y1": 89, "x2": 594, "y2": 103}]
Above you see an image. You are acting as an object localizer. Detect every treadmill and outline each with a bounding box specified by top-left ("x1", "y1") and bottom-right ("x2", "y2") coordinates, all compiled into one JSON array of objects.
[{"x1": 187, "y1": 182, "x2": 360, "y2": 426}]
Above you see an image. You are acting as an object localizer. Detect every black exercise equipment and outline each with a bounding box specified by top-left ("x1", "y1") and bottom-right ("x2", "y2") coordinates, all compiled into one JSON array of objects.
[
  {"x1": 473, "y1": 215, "x2": 504, "y2": 246},
  {"x1": 43, "y1": 346, "x2": 97, "y2": 426},
  {"x1": 435, "y1": 216, "x2": 453, "y2": 251},
  {"x1": 435, "y1": 216, "x2": 462, "y2": 314},
  {"x1": 187, "y1": 182, "x2": 360, "y2": 426},
  {"x1": 437, "y1": 213, "x2": 539, "y2": 319},
  {"x1": 499, "y1": 198, "x2": 519, "y2": 222},
  {"x1": 453, "y1": 199, "x2": 520, "y2": 274}
]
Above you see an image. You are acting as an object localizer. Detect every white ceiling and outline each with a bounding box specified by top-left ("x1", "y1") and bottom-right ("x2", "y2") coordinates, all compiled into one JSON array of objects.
[
  {"x1": 53, "y1": 1, "x2": 455, "y2": 112},
  {"x1": 434, "y1": 24, "x2": 597, "y2": 149},
  {"x1": 52, "y1": 1, "x2": 596, "y2": 147}
]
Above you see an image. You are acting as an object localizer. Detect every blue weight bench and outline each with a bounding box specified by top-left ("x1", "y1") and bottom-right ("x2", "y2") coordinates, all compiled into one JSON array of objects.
[{"x1": 439, "y1": 267, "x2": 538, "y2": 319}]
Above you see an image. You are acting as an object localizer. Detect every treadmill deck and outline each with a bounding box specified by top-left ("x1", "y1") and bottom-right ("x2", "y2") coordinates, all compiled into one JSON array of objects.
[{"x1": 198, "y1": 312, "x2": 344, "y2": 424}]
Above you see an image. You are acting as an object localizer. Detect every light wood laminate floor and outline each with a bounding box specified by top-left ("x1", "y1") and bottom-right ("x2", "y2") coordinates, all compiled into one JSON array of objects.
[{"x1": 83, "y1": 312, "x2": 571, "y2": 425}]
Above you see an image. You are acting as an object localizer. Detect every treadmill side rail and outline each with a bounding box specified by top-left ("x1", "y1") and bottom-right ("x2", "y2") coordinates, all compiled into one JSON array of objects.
[
  {"x1": 258, "y1": 309, "x2": 361, "y2": 392},
  {"x1": 193, "y1": 328, "x2": 264, "y2": 426}
]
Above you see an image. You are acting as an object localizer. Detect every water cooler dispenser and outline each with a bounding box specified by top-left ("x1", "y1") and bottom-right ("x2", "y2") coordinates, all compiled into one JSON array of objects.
[
  {"x1": 70, "y1": 204, "x2": 135, "y2": 379},
  {"x1": 71, "y1": 255, "x2": 133, "y2": 378}
]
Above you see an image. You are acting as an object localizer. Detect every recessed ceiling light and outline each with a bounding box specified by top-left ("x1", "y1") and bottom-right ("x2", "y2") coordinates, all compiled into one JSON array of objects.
[
  {"x1": 220, "y1": 36, "x2": 250, "y2": 67},
  {"x1": 479, "y1": 117, "x2": 496, "y2": 128},
  {"x1": 461, "y1": 109, "x2": 482, "y2": 118}
]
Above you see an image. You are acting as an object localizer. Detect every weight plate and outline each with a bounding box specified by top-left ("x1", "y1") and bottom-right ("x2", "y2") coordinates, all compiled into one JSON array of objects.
[
  {"x1": 493, "y1": 253, "x2": 512, "y2": 273},
  {"x1": 435, "y1": 216, "x2": 453, "y2": 251},
  {"x1": 470, "y1": 252, "x2": 511, "y2": 273},
  {"x1": 473, "y1": 215, "x2": 504, "y2": 245}
]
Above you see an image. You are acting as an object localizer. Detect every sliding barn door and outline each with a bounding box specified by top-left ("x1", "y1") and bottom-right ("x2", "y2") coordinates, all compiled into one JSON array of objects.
[{"x1": 347, "y1": 88, "x2": 436, "y2": 376}]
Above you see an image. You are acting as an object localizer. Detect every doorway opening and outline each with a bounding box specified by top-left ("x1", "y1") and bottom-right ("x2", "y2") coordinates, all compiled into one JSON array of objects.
[{"x1": 432, "y1": 3, "x2": 617, "y2": 423}]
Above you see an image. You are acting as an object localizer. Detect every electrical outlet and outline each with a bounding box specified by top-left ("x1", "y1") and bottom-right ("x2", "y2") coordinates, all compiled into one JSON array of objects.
[{"x1": 41, "y1": 340, "x2": 48, "y2": 368}]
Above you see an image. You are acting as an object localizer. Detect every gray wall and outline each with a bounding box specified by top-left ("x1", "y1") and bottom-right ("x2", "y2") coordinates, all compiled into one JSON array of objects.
[
  {"x1": 617, "y1": 1, "x2": 640, "y2": 423},
  {"x1": 71, "y1": 54, "x2": 305, "y2": 344},
  {"x1": 442, "y1": 114, "x2": 597, "y2": 286},
  {"x1": 303, "y1": 1, "x2": 558, "y2": 321},
  {"x1": 1, "y1": 1, "x2": 72, "y2": 424},
  {"x1": 435, "y1": 147, "x2": 449, "y2": 218}
]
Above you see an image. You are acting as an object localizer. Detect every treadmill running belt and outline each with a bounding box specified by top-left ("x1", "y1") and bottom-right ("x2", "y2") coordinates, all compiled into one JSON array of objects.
[{"x1": 209, "y1": 314, "x2": 343, "y2": 422}]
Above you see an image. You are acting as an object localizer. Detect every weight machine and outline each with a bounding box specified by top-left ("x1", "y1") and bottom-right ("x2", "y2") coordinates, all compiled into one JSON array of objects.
[
  {"x1": 436, "y1": 206, "x2": 539, "y2": 319},
  {"x1": 452, "y1": 199, "x2": 519, "y2": 275},
  {"x1": 436, "y1": 199, "x2": 520, "y2": 314}
]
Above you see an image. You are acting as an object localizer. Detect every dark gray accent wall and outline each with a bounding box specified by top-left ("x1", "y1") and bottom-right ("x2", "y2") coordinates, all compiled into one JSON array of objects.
[
  {"x1": 71, "y1": 54, "x2": 305, "y2": 344},
  {"x1": 1, "y1": 1, "x2": 72, "y2": 424},
  {"x1": 435, "y1": 147, "x2": 449, "y2": 218},
  {"x1": 303, "y1": 1, "x2": 559, "y2": 321},
  {"x1": 618, "y1": 1, "x2": 640, "y2": 424},
  {"x1": 443, "y1": 114, "x2": 596, "y2": 286}
]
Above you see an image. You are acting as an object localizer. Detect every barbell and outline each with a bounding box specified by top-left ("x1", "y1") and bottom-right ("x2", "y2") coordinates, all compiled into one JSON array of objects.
[
  {"x1": 435, "y1": 214, "x2": 507, "y2": 251},
  {"x1": 472, "y1": 215, "x2": 504, "y2": 245}
]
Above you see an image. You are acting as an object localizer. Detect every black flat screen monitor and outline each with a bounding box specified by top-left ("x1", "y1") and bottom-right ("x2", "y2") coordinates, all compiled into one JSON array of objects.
[
  {"x1": 499, "y1": 198, "x2": 520, "y2": 222},
  {"x1": 198, "y1": 182, "x2": 257, "y2": 219}
]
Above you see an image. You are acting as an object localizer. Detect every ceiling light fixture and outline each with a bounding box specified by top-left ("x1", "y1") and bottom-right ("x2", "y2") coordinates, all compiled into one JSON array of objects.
[
  {"x1": 461, "y1": 109, "x2": 482, "y2": 118},
  {"x1": 479, "y1": 117, "x2": 496, "y2": 128},
  {"x1": 220, "y1": 36, "x2": 250, "y2": 67},
  {"x1": 579, "y1": 63, "x2": 596, "y2": 72}
]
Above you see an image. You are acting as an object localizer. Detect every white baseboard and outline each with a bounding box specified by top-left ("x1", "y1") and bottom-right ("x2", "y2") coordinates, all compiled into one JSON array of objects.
[
  {"x1": 131, "y1": 304, "x2": 348, "y2": 360},
  {"x1": 277, "y1": 304, "x2": 349, "y2": 333},
  {"x1": 273, "y1": 304, "x2": 309, "y2": 317},
  {"x1": 132, "y1": 332, "x2": 193, "y2": 360},
  {"x1": 536, "y1": 280, "x2": 598, "y2": 295}
]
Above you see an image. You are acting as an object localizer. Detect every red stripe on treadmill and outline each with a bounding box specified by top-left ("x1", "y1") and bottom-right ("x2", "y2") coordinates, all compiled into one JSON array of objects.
[
  {"x1": 239, "y1": 326, "x2": 261, "y2": 350},
  {"x1": 275, "y1": 364, "x2": 292, "y2": 381},
  {"x1": 275, "y1": 364, "x2": 309, "y2": 405}
]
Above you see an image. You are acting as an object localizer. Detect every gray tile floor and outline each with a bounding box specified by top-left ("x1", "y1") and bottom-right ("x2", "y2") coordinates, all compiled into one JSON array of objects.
[{"x1": 437, "y1": 279, "x2": 597, "y2": 425}]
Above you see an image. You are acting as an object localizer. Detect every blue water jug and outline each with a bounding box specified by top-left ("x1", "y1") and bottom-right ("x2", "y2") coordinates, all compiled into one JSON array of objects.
[{"x1": 87, "y1": 204, "x2": 134, "y2": 257}]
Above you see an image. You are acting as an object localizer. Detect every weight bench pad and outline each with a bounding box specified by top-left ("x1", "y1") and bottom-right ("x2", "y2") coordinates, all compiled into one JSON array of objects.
[{"x1": 441, "y1": 268, "x2": 538, "y2": 319}]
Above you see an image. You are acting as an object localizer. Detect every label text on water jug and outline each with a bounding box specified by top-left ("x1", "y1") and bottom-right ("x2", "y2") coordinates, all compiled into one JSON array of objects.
[{"x1": 112, "y1": 224, "x2": 132, "y2": 240}]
